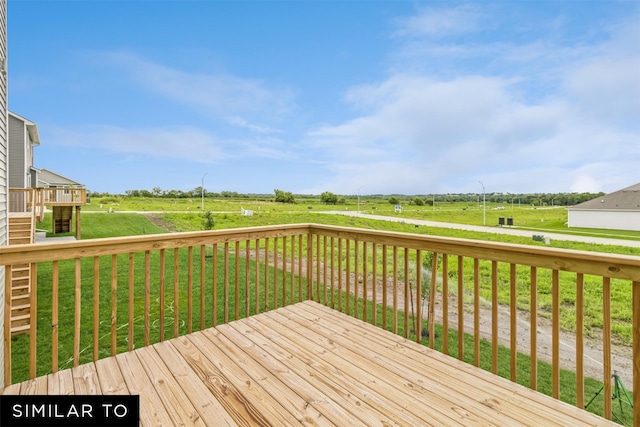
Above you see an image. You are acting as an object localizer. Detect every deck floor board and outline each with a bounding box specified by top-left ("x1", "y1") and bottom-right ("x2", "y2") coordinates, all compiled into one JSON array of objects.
[{"x1": 1, "y1": 301, "x2": 617, "y2": 426}]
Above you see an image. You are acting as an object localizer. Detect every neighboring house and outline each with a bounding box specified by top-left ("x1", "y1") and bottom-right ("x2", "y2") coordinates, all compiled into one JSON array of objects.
[
  {"x1": 8, "y1": 111, "x2": 39, "y2": 189},
  {"x1": 0, "y1": 0, "x2": 8, "y2": 387},
  {"x1": 567, "y1": 183, "x2": 640, "y2": 231},
  {"x1": 8, "y1": 111, "x2": 86, "y2": 235}
]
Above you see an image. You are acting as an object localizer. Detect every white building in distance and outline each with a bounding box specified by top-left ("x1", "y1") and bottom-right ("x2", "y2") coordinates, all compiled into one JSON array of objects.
[{"x1": 567, "y1": 183, "x2": 640, "y2": 232}]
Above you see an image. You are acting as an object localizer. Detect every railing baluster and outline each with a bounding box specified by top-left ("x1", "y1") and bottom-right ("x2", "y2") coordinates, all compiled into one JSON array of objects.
[
  {"x1": 372, "y1": 243, "x2": 377, "y2": 326},
  {"x1": 442, "y1": 254, "x2": 448, "y2": 354},
  {"x1": 201, "y1": 245, "x2": 206, "y2": 330},
  {"x1": 363, "y1": 242, "x2": 368, "y2": 323},
  {"x1": 602, "y1": 276, "x2": 612, "y2": 420},
  {"x1": 264, "y1": 238, "x2": 269, "y2": 311},
  {"x1": 346, "y1": 239, "x2": 351, "y2": 316},
  {"x1": 416, "y1": 250, "x2": 422, "y2": 343},
  {"x1": 212, "y1": 244, "x2": 218, "y2": 326},
  {"x1": 29, "y1": 263, "x2": 36, "y2": 379},
  {"x1": 382, "y1": 245, "x2": 388, "y2": 330},
  {"x1": 3, "y1": 265, "x2": 9, "y2": 386},
  {"x1": 111, "y1": 255, "x2": 118, "y2": 356},
  {"x1": 491, "y1": 260, "x2": 498, "y2": 374},
  {"x1": 159, "y1": 249, "x2": 165, "y2": 340},
  {"x1": 403, "y1": 247, "x2": 409, "y2": 339},
  {"x1": 235, "y1": 241, "x2": 240, "y2": 320},
  {"x1": 282, "y1": 236, "x2": 287, "y2": 309},
  {"x1": 246, "y1": 240, "x2": 251, "y2": 316},
  {"x1": 128, "y1": 253, "x2": 134, "y2": 352},
  {"x1": 188, "y1": 246, "x2": 193, "y2": 333},
  {"x1": 330, "y1": 237, "x2": 335, "y2": 309},
  {"x1": 428, "y1": 252, "x2": 437, "y2": 348},
  {"x1": 552, "y1": 269, "x2": 560, "y2": 399},
  {"x1": 355, "y1": 240, "x2": 360, "y2": 319},
  {"x1": 322, "y1": 236, "x2": 327, "y2": 305},
  {"x1": 633, "y1": 280, "x2": 640, "y2": 427},
  {"x1": 224, "y1": 242, "x2": 229, "y2": 323},
  {"x1": 298, "y1": 235, "x2": 303, "y2": 302},
  {"x1": 144, "y1": 251, "x2": 150, "y2": 347},
  {"x1": 474, "y1": 258, "x2": 480, "y2": 366},
  {"x1": 290, "y1": 236, "x2": 294, "y2": 306},
  {"x1": 338, "y1": 238, "x2": 343, "y2": 312},
  {"x1": 173, "y1": 248, "x2": 180, "y2": 337},
  {"x1": 73, "y1": 258, "x2": 81, "y2": 367},
  {"x1": 458, "y1": 255, "x2": 464, "y2": 361},
  {"x1": 273, "y1": 237, "x2": 278, "y2": 310},
  {"x1": 315, "y1": 235, "x2": 320, "y2": 303},
  {"x1": 392, "y1": 245, "x2": 398, "y2": 335},
  {"x1": 254, "y1": 239, "x2": 260, "y2": 315},
  {"x1": 53, "y1": 261, "x2": 60, "y2": 372},
  {"x1": 510, "y1": 263, "x2": 517, "y2": 382},
  {"x1": 576, "y1": 273, "x2": 584, "y2": 407},
  {"x1": 530, "y1": 266, "x2": 538, "y2": 390}
]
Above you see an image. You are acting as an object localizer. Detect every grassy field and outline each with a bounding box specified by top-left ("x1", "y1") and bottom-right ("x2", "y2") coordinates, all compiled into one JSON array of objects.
[
  {"x1": 84, "y1": 195, "x2": 640, "y2": 240},
  {"x1": 25, "y1": 199, "x2": 636, "y2": 424}
]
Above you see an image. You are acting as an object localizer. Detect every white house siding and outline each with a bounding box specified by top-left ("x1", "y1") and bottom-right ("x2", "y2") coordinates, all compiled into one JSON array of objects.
[
  {"x1": 0, "y1": 0, "x2": 8, "y2": 388},
  {"x1": 568, "y1": 210, "x2": 640, "y2": 232}
]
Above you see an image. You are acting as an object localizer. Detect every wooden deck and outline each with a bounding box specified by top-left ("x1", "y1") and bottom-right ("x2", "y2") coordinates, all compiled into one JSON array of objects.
[{"x1": 1, "y1": 301, "x2": 616, "y2": 426}]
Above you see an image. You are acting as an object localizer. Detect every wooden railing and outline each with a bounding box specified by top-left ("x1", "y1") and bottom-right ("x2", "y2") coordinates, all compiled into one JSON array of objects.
[
  {"x1": 8, "y1": 188, "x2": 39, "y2": 217},
  {"x1": 1, "y1": 224, "x2": 638, "y2": 424},
  {"x1": 38, "y1": 187, "x2": 87, "y2": 206},
  {"x1": 9, "y1": 187, "x2": 86, "y2": 220}
]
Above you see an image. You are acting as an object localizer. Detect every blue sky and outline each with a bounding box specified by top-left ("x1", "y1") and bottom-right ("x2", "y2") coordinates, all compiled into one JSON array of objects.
[{"x1": 8, "y1": 1, "x2": 640, "y2": 195}]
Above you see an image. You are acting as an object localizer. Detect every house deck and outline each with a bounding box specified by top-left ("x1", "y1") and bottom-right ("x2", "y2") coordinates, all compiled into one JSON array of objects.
[{"x1": 1, "y1": 301, "x2": 616, "y2": 426}]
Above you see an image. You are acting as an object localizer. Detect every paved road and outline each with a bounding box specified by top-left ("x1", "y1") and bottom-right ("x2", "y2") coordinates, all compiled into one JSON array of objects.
[{"x1": 322, "y1": 211, "x2": 640, "y2": 249}]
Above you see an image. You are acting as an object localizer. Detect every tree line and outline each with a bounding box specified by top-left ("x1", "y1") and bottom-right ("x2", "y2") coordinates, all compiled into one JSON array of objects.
[{"x1": 88, "y1": 188, "x2": 605, "y2": 207}]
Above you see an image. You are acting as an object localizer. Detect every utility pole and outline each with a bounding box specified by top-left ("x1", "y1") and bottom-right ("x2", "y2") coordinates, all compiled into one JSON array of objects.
[{"x1": 201, "y1": 172, "x2": 208, "y2": 212}]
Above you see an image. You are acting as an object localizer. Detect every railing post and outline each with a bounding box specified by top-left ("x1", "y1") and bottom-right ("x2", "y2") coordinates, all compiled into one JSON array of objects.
[
  {"x1": 3, "y1": 264, "x2": 10, "y2": 387},
  {"x1": 633, "y1": 280, "x2": 639, "y2": 427},
  {"x1": 306, "y1": 231, "x2": 313, "y2": 300}
]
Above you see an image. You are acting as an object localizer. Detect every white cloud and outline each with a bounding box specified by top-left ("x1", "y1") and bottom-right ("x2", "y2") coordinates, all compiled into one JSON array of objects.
[
  {"x1": 97, "y1": 51, "x2": 296, "y2": 131},
  {"x1": 307, "y1": 5, "x2": 640, "y2": 194},
  {"x1": 47, "y1": 125, "x2": 224, "y2": 163},
  {"x1": 393, "y1": 5, "x2": 484, "y2": 38}
]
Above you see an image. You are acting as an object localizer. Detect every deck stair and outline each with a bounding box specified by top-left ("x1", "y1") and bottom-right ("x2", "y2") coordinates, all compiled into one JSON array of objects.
[{"x1": 7, "y1": 213, "x2": 35, "y2": 335}]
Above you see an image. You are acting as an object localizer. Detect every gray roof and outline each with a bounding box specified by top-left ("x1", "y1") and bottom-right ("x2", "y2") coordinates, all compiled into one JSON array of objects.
[
  {"x1": 36, "y1": 168, "x2": 84, "y2": 187},
  {"x1": 569, "y1": 183, "x2": 640, "y2": 211}
]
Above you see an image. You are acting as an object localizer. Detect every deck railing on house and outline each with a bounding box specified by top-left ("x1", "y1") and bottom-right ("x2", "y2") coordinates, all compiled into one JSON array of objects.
[
  {"x1": 8, "y1": 188, "x2": 39, "y2": 217},
  {"x1": 1, "y1": 224, "x2": 638, "y2": 424},
  {"x1": 9, "y1": 187, "x2": 86, "y2": 220}
]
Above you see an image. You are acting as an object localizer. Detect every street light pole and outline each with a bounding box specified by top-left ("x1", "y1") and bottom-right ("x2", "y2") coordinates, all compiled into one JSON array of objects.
[
  {"x1": 479, "y1": 181, "x2": 486, "y2": 226},
  {"x1": 201, "y1": 172, "x2": 208, "y2": 213},
  {"x1": 357, "y1": 185, "x2": 364, "y2": 212}
]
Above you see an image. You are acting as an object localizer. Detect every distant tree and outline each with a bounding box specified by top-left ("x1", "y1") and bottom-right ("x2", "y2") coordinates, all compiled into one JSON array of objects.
[
  {"x1": 274, "y1": 189, "x2": 295, "y2": 203},
  {"x1": 413, "y1": 197, "x2": 424, "y2": 206},
  {"x1": 152, "y1": 187, "x2": 163, "y2": 197},
  {"x1": 320, "y1": 191, "x2": 338, "y2": 205},
  {"x1": 388, "y1": 196, "x2": 399, "y2": 205},
  {"x1": 337, "y1": 197, "x2": 346, "y2": 205}
]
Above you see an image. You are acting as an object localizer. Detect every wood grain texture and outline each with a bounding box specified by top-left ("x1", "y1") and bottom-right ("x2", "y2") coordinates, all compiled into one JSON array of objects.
[{"x1": 0, "y1": 301, "x2": 619, "y2": 426}]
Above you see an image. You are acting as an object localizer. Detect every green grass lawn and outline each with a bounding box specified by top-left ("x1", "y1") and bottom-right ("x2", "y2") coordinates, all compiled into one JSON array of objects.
[{"x1": 22, "y1": 207, "x2": 635, "y2": 425}]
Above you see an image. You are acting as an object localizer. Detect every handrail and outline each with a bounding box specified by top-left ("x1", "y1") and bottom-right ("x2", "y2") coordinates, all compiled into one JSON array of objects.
[{"x1": 0, "y1": 223, "x2": 637, "y2": 424}]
